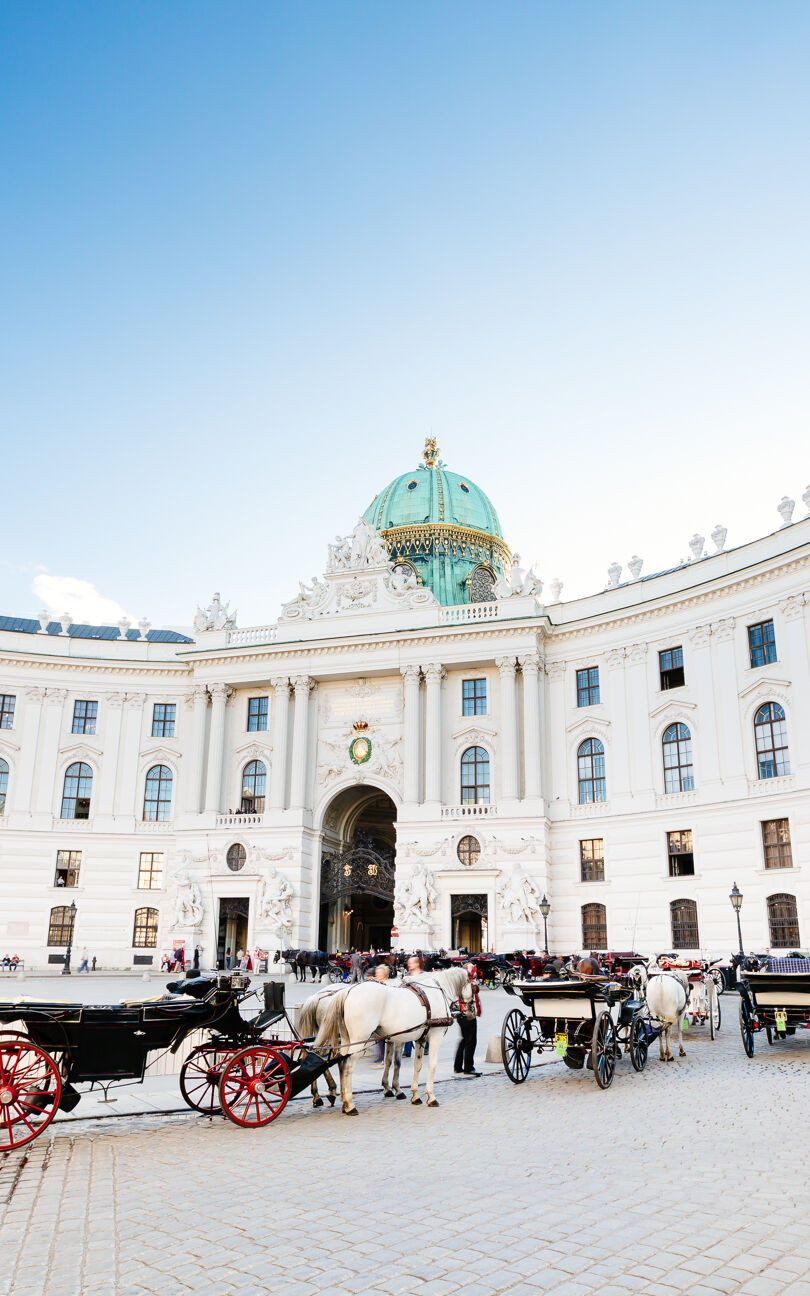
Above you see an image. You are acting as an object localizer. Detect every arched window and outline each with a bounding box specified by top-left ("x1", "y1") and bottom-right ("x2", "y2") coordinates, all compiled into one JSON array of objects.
[
  {"x1": 663, "y1": 723, "x2": 694, "y2": 793},
  {"x1": 461, "y1": 746, "x2": 490, "y2": 805},
  {"x1": 767, "y1": 893, "x2": 800, "y2": 948},
  {"x1": 670, "y1": 898, "x2": 699, "y2": 949},
  {"x1": 577, "y1": 739, "x2": 606, "y2": 804},
  {"x1": 47, "y1": 906, "x2": 74, "y2": 946},
  {"x1": 133, "y1": 907, "x2": 159, "y2": 948},
  {"x1": 469, "y1": 565, "x2": 496, "y2": 603},
  {"x1": 0, "y1": 757, "x2": 7, "y2": 815},
  {"x1": 61, "y1": 762, "x2": 92, "y2": 819},
  {"x1": 227, "y1": 843, "x2": 246, "y2": 872},
  {"x1": 581, "y1": 903, "x2": 607, "y2": 949},
  {"x1": 143, "y1": 765, "x2": 173, "y2": 821},
  {"x1": 241, "y1": 760, "x2": 266, "y2": 813},
  {"x1": 755, "y1": 703, "x2": 790, "y2": 779}
]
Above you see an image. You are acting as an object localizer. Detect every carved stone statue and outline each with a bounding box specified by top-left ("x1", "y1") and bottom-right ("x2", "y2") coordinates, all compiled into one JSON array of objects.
[
  {"x1": 396, "y1": 860, "x2": 438, "y2": 929},
  {"x1": 390, "y1": 563, "x2": 418, "y2": 592},
  {"x1": 494, "y1": 554, "x2": 542, "y2": 600},
  {"x1": 257, "y1": 867, "x2": 294, "y2": 934},
  {"x1": 497, "y1": 865, "x2": 543, "y2": 926},
  {"x1": 171, "y1": 872, "x2": 204, "y2": 929},
  {"x1": 193, "y1": 592, "x2": 237, "y2": 633}
]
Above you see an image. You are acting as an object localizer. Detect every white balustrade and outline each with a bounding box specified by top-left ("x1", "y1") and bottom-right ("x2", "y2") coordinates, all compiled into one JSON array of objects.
[
  {"x1": 441, "y1": 803, "x2": 498, "y2": 819},
  {"x1": 227, "y1": 626, "x2": 278, "y2": 646},
  {"x1": 215, "y1": 812, "x2": 265, "y2": 828},
  {"x1": 439, "y1": 602, "x2": 501, "y2": 625}
]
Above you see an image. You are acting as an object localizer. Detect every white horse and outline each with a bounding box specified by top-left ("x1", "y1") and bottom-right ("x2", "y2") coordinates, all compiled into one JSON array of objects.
[
  {"x1": 313, "y1": 967, "x2": 470, "y2": 1114},
  {"x1": 645, "y1": 967, "x2": 689, "y2": 1061},
  {"x1": 298, "y1": 982, "x2": 410, "y2": 1102}
]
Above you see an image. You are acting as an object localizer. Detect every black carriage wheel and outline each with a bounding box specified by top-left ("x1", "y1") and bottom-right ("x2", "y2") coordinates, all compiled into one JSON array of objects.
[
  {"x1": 501, "y1": 1009, "x2": 532, "y2": 1084},
  {"x1": 765, "y1": 1025, "x2": 775, "y2": 1046},
  {"x1": 739, "y1": 998, "x2": 755, "y2": 1058},
  {"x1": 629, "y1": 1018, "x2": 648, "y2": 1072},
  {"x1": 709, "y1": 983, "x2": 721, "y2": 1040},
  {"x1": 591, "y1": 1013, "x2": 618, "y2": 1089},
  {"x1": 179, "y1": 1044, "x2": 234, "y2": 1114},
  {"x1": 328, "y1": 967, "x2": 342, "y2": 983},
  {"x1": 709, "y1": 969, "x2": 725, "y2": 997}
]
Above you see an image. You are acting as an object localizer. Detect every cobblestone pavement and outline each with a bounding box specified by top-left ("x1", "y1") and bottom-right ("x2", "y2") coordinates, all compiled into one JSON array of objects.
[{"x1": 2, "y1": 998, "x2": 810, "y2": 1296}]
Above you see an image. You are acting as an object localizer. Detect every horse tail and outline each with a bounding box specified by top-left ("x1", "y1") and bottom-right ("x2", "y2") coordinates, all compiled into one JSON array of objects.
[
  {"x1": 297, "y1": 994, "x2": 322, "y2": 1041},
  {"x1": 314, "y1": 987, "x2": 350, "y2": 1050}
]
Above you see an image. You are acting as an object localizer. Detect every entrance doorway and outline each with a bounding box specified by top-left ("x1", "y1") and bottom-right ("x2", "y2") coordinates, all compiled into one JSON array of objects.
[
  {"x1": 319, "y1": 787, "x2": 397, "y2": 952},
  {"x1": 217, "y1": 897, "x2": 249, "y2": 968},
  {"x1": 451, "y1": 894, "x2": 488, "y2": 953}
]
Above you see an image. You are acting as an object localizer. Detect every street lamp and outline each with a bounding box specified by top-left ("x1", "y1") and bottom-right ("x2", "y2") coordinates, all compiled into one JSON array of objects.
[
  {"x1": 62, "y1": 900, "x2": 77, "y2": 976},
  {"x1": 729, "y1": 882, "x2": 744, "y2": 957},
  {"x1": 540, "y1": 894, "x2": 551, "y2": 955}
]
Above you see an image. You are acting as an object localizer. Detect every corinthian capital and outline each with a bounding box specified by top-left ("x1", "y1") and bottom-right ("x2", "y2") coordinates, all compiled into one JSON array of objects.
[
  {"x1": 518, "y1": 652, "x2": 542, "y2": 676},
  {"x1": 209, "y1": 683, "x2": 232, "y2": 703},
  {"x1": 780, "y1": 594, "x2": 806, "y2": 622},
  {"x1": 423, "y1": 663, "x2": 445, "y2": 684},
  {"x1": 271, "y1": 676, "x2": 291, "y2": 693},
  {"x1": 292, "y1": 675, "x2": 314, "y2": 693},
  {"x1": 495, "y1": 655, "x2": 517, "y2": 676},
  {"x1": 400, "y1": 665, "x2": 421, "y2": 684},
  {"x1": 710, "y1": 617, "x2": 735, "y2": 643},
  {"x1": 545, "y1": 660, "x2": 567, "y2": 682}
]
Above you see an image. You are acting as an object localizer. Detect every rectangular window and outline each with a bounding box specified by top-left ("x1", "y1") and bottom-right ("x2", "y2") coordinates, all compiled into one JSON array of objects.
[
  {"x1": 138, "y1": 851, "x2": 164, "y2": 889},
  {"x1": 247, "y1": 696, "x2": 268, "y2": 731},
  {"x1": 462, "y1": 679, "x2": 487, "y2": 716},
  {"x1": 54, "y1": 850, "x2": 81, "y2": 888},
  {"x1": 151, "y1": 703, "x2": 176, "y2": 738},
  {"x1": 748, "y1": 620, "x2": 776, "y2": 668},
  {"x1": 667, "y1": 829, "x2": 694, "y2": 877},
  {"x1": 579, "y1": 839, "x2": 605, "y2": 883},
  {"x1": 0, "y1": 694, "x2": 15, "y2": 729},
  {"x1": 762, "y1": 819, "x2": 793, "y2": 870},
  {"x1": 576, "y1": 667, "x2": 600, "y2": 707},
  {"x1": 72, "y1": 700, "x2": 98, "y2": 734},
  {"x1": 659, "y1": 647, "x2": 685, "y2": 690}
]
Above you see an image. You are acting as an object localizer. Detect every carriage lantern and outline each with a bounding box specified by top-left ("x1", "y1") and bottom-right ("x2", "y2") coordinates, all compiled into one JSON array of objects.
[
  {"x1": 540, "y1": 894, "x2": 551, "y2": 954},
  {"x1": 62, "y1": 900, "x2": 77, "y2": 976},
  {"x1": 729, "y1": 882, "x2": 744, "y2": 957}
]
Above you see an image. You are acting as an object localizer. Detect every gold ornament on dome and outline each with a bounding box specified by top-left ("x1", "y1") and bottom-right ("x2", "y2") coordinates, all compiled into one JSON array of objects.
[{"x1": 422, "y1": 436, "x2": 440, "y2": 469}]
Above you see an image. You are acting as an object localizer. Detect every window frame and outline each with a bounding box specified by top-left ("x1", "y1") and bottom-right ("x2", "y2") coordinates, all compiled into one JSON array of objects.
[
  {"x1": 61, "y1": 761, "x2": 93, "y2": 820},
  {"x1": 227, "y1": 843, "x2": 247, "y2": 872},
  {"x1": 748, "y1": 620, "x2": 777, "y2": 669},
  {"x1": 667, "y1": 829, "x2": 695, "y2": 877},
  {"x1": 460, "y1": 746, "x2": 490, "y2": 805},
  {"x1": 754, "y1": 702, "x2": 790, "y2": 779},
  {"x1": 47, "y1": 905, "x2": 75, "y2": 947},
  {"x1": 461, "y1": 679, "x2": 487, "y2": 716},
  {"x1": 581, "y1": 902, "x2": 607, "y2": 950},
  {"x1": 133, "y1": 907, "x2": 159, "y2": 949},
  {"x1": 670, "y1": 898, "x2": 700, "y2": 949},
  {"x1": 659, "y1": 646, "x2": 685, "y2": 691},
  {"x1": 151, "y1": 703, "x2": 176, "y2": 738},
  {"x1": 143, "y1": 764, "x2": 173, "y2": 822},
  {"x1": 662, "y1": 723, "x2": 694, "y2": 793},
  {"x1": 71, "y1": 699, "x2": 98, "y2": 735},
  {"x1": 54, "y1": 849, "x2": 81, "y2": 888},
  {"x1": 241, "y1": 760, "x2": 267, "y2": 813},
  {"x1": 577, "y1": 738, "x2": 606, "y2": 804},
  {"x1": 761, "y1": 819, "x2": 792, "y2": 870},
  {"x1": 0, "y1": 756, "x2": 8, "y2": 815},
  {"x1": 767, "y1": 893, "x2": 800, "y2": 948},
  {"x1": 0, "y1": 694, "x2": 15, "y2": 730},
  {"x1": 137, "y1": 851, "x2": 164, "y2": 890},
  {"x1": 579, "y1": 838, "x2": 605, "y2": 883},
  {"x1": 576, "y1": 667, "x2": 601, "y2": 708},
  {"x1": 247, "y1": 696, "x2": 269, "y2": 732},
  {"x1": 457, "y1": 835, "x2": 481, "y2": 867}
]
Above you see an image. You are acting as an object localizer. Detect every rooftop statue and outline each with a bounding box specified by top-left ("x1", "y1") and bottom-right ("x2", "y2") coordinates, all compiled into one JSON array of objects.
[
  {"x1": 494, "y1": 554, "x2": 542, "y2": 600},
  {"x1": 193, "y1": 592, "x2": 237, "y2": 633}
]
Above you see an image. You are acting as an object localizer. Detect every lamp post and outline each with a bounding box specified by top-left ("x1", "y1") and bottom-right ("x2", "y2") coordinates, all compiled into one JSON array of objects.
[
  {"x1": 540, "y1": 894, "x2": 551, "y2": 954},
  {"x1": 62, "y1": 900, "x2": 77, "y2": 975},
  {"x1": 729, "y1": 882, "x2": 744, "y2": 958}
]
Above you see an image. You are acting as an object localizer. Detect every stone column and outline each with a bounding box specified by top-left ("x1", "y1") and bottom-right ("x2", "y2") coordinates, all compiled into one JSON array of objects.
[
  {"x1": 546, "y1": 662, "x2": 567, "y2": 805},
  {"x1": 625, "y1": 643, "x2": 652, "y2": 799},
  {"x1": 185, "y1": 686, "x2": 209, "y2": 814},
  {"x1": 496, "y1": 656, "x2": 519, "y2": 800},
  {"x1": 96, "y1": 692, "x2": 125, "y2": 820},
  {"x1": 423, "y1": 663, "x2": 444, "y2": 805},
  {"x1": 118, "y1": 693, "x2": 145, "y2": 819},
  {"x1": 519, "y1": 652, "x2": 543, "y2": 800},
  {"x1": 34, "y1": 689, "x2": 67, "y2": 817},
  {"x1": 401, "y1": 665, "x2": 422, "y2": 805},
  {"x1": 606, "y1": 648, "x2": 629, "y2": 807},
  {"x1": 14, "y1": 686, "x2": 45, "y2": 817},
  {"x1": 688, "y1": 625, "x2": 720, "y2": 790},
  {"x1": 290, "y1": 676, "x2": 313, "y2": 809},
  {"x1": 780, "y1": 595, "x2": 810, "y2": 771},
  {"x1": 710, "y1": 618, "x2": 746, "y2": 791},
  {"x1": 204, "y1": 684, "x2": 230, "y2": 813},
  {"x1": 270, "y1": 677, "x2": 291, "y2": 810}
]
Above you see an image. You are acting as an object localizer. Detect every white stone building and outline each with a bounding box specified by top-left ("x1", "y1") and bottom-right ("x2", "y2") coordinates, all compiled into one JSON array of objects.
[{"x1": 1, "y1": 444, "x2": 808, "y2": 969}]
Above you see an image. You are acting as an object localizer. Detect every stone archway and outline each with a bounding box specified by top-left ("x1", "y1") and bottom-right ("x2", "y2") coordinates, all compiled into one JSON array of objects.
[{"x1": 319, "y1": 786, "x2": 397, "y2": 952}]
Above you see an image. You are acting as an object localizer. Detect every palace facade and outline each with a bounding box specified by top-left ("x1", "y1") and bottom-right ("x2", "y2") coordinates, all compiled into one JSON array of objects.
[{"x1": 1, "y1": 442, "x2": 809, "y2": 969}]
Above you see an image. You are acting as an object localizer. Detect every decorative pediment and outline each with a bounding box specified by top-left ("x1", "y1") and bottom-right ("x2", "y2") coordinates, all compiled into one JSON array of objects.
[
  {"x1": 738, "y1": 675, "x2": 790, "y2": 702},
  {"x1": 0, "y1": 738, "x2": 20, "y2": 755},
  {"x1": 649, "y1": 698, "x2": 697, "y2": 722},
  {"x1": 139, "y1": 746, "x2": 182, "y2": 766},
  {"x1": 451, "y1": 720, "x2": 496, "y2": 743},
  {"x1": 58, "y1": 742, "x2": 101, "y2": 764},
  {"x1": 565, "y1": 716, "x2": 611, "y2": 741},
  {"x1": 234, "y1": 741, "x2": 273, "y2": 760}
]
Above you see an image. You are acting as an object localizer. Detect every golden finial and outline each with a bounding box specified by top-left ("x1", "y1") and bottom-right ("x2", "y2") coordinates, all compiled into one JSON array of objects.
[{"x1": 422, "y1": 436, "x2": 439, "y2": 469}]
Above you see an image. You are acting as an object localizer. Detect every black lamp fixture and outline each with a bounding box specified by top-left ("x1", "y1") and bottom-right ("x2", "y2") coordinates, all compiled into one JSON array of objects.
[
  {"x1": 540, "y1": 894, "x2": 551, "y2": 954},
  {"x1": 729, "y1": 882, "x2": 744, "y2": 957},
  {"x1": 62, "y1": 900, "x2": 77, "y2": 976}
]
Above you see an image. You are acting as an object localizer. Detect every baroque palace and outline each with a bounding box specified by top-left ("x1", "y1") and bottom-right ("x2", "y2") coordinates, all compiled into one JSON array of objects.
[{"x1": 1, "y1": 441, "x2": 809, "y2": 969}]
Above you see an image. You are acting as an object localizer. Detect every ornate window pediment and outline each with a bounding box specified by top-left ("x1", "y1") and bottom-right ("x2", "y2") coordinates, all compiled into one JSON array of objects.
[
  {"x1": 58, "y1": 742, "x2": 99, "y2": 765},
  {"x1": 138, "y1": 746, "x2": 181, "y2": 767},
  {"x1": 649, "y1": 698, "x2": 697, "y2": 722},
  {"x1": 738, "y1": 676, "x2": 790, "y2": 703}
]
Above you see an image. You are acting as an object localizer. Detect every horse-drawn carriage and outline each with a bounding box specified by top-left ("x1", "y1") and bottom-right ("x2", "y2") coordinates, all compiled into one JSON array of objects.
[
  {"x1": 738, "y1": 956, "x2": 810, "y2": 1056},
  {"x1": 0, "y1": 972, "x2": 332, "y2": 1150},
  {"x1": 500, "y1": 975, "x2": 653, "y2": 1089}
]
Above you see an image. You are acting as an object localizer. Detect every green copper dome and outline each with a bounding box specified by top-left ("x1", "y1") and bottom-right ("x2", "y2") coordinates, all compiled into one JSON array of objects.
[{"x1": 363, "y1": 440, "x2": 511, "y2": 606}]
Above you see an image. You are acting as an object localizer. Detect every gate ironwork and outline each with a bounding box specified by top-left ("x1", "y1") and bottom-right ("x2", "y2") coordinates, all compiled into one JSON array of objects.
[
  {"x1": 451, "y1": 893, "x2": 488, "y2": 919},
  {"x1": 320, "y1": 840, "x2": 396, "y2": 907}
]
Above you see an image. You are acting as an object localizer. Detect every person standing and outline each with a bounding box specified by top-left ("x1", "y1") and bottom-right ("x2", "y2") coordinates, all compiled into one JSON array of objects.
[
  {"x1": 77, "y1": 948, "x2": 90, "y2": 974},
  {"x1": 193, "y1": 945, "x2": 200, "y2": 971},
  {"x1": 349, "y1": 948, "x2": 363, "y2": 983},
  {"x1": 454, "y1": 962, "x2": 482, "y2": 1076}
]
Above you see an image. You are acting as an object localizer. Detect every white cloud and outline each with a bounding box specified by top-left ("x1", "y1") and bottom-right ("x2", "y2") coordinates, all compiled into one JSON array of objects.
[{"x1": 32, "y1": 574, "x2": 135, "y2": 626}]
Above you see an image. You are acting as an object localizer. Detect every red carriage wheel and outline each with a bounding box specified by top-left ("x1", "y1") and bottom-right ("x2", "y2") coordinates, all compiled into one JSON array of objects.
[
  {"x1": 218, "y1": 1046, "x2": 290, "y2": 1128},
  {"x1": 179, "y1": 1044, "x2": 234, "y2": 1114},
  {"x1": 0, "y1": 1039, "x2": 62, "y2": 1151}
]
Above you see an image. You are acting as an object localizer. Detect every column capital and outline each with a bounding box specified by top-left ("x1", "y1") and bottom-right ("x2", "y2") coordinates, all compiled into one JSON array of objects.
[
  {"x1": 626, "y1": 642, "x2": 647, "y2": 665},
  {"x1": 125, "y1": 692, "x2": 146, "y2": 708},
  {"x1": 423, "y1": 662, "x2": 446, "y2": 684},
  {"x1": 711, "y1": 617, "x2": 736, "y2": 643},
  {"x1": 606, "y1": 648, "x2": 626, "y2": 671},
  {"x1": 495, "y1": 655, "x2": 517, "y2": 676},
  {"x1": 24, "y1": 685, "x2": 46, "y2": 702},
  {"x1": 518, "y1": 652, "x2": 542, "y2": 675},
  {"x1": 688, "y1": 624, "x2": 711, "y2": 649},
  {"x1": 209, "y1": 683, "x2": 233, "y2": 703},
  {"x1": 780, "y1": 594, "x2": 806, "y2": 622},
  {"x1": 271, "y1": 676, "x2": 291, "y2": 693},
  {"x1": 400, "y1": 664, "x2": 421, "y2": 684},
  {"x1": 292, "y1": 675, "x2": 314, "y2": 693},
  {"x1": 546, "y1": 660, "x2": 567, "y2": 681},
  {"x1": 45, "y1": 688, "x2": 67, "y2": 706},
  {"x1": 105, "y1": 692, "x2": 126, "y2": 709}
]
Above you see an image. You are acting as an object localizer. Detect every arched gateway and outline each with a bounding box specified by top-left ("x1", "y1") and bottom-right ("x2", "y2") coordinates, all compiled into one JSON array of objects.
[{"x1": 319, "y1": 786, "x2": 397, "y2": 951}]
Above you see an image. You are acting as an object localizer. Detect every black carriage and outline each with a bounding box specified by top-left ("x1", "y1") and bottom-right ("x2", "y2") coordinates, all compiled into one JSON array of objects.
[
  {"x1": 738, "y1": 957, "x2": 810, "y2": 1056},
  {"x1": 0, "y1": 973, "x2": 333, "y2": 1150},
  {"x1": 500, "y1": 976, "x2": 653, "y2": 1089}
]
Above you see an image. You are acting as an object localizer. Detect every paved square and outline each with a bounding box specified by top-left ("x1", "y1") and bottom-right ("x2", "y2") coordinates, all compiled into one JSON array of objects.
[{"x1": 2, "y1": 991, "x2": 810, "y2": 1296}]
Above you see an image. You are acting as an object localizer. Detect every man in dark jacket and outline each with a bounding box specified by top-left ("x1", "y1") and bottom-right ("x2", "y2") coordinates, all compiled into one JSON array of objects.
[{"x1": 454, "y1": 962, "x2": 482, "y2": 1076}]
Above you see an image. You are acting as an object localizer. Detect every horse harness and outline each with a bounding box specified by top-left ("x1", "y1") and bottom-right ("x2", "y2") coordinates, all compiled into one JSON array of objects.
[{"x1": 403, "y1": 981, "x2": 454, "y2": 1039}]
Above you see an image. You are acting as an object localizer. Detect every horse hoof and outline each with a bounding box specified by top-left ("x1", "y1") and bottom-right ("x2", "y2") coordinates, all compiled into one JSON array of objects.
[
  {"x1": 343, "y1": 1107, "x2": 359, "y2": 1116},
  {"x1": 666, "y1": 1055, "x2": 673, "y2": 1062},
  {"x1": 312, "y1": 1097, "x2": 324, "y2": 1108},
  {"x1": 382, "y1": 1090, "x2": 394, "y2": 1098},
  {"x1": 327, "y1": 1096, "x2": 336, "y2": 1107},
  {"x1": 427, "y1": 1098, "x2": 440, "y2": 1108},
  {"x1": 679, "y1": 1049, "x2": 686, "y2": 1057},
  {"x1": 395, "y1": 1092, "x2": 407, "y2": 1100},
  {"x1": 411, "y1": 1097, "x2": 422, "y2": 1105}
]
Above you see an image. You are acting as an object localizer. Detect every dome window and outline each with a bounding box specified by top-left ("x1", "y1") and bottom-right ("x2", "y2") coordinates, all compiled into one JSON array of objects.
[
  {"x1": 459, "y1": 482, "x2": 470, "y2": 493},
  {"x1": 407, "y1": 479, "x2": 418, "y2": 490}
]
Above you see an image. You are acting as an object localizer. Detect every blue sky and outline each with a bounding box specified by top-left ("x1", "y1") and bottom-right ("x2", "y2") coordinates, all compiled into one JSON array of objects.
[{"x1": 2, "y1": 3, "x2": 809, "y2": 627}]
